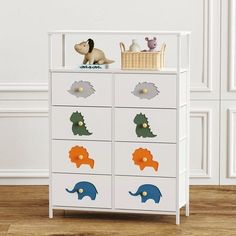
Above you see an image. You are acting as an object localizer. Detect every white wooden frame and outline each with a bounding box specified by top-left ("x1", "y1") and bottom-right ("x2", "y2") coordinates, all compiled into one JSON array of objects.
[
  {"x1": 221, "y1": 0, "x2": 236, "y2": 99},
  {"x1": 228, "y1": 108, "x2": 236, "y2": 178},
  {"x1": 228, "y1": 0, "x2": 236, "y2": 92},
  {"x1": 48, "y1": 31, "x2": 190, "y2": 224},
  {"x1": 190, "y1": 0, "x2": 213, "y2": 92},
  {"x1": 190, "y1": 110, "x2": 212, "y2": 178}
]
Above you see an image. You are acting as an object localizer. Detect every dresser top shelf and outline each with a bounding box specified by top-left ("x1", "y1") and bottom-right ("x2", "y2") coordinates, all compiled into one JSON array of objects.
[
  {"x1": 48, "y1": 30, "x2": 191, "y2": 36},
  {"x1": 50, "y1": 67, "x2": 187, "y2": 75}
]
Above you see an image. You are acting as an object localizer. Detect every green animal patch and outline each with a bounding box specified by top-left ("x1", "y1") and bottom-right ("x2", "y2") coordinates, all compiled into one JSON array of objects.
[
  {"x1": 133, "y1": 113, "x2": 157, "y2": 138},
  {"x1": 70, "y1": 111, "x2": 92, "y2": 136}
]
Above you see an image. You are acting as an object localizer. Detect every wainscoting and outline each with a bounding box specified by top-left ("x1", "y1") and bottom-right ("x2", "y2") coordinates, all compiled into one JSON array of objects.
[{"x1": 0, "y1": 84, "x2": 49, "y2": 184}]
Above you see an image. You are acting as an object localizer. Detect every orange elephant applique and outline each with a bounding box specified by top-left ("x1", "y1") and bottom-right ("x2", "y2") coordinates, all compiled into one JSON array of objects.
[
  {"x1": 132, "y1": 148, "x2": 159, "y2": 171},
  {"x1": 69, "y1": 145, "x2": 94, "y2": 169}
]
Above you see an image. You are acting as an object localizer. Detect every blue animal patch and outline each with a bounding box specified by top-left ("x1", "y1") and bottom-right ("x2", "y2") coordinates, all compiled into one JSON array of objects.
[
  {"x1": 129, "y1": 184, "x2": 162, "y2": 203},
  {"x1": 66, "y1": 181, "x2": 98, "y2": 200}
]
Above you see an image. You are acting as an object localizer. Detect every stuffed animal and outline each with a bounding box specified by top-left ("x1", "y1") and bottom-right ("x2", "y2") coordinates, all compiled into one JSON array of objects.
[
  {"x1": 74, "y1": 38, "x2": 114, "y2": 65},
  {"x1": 143, "y1": 37, "x2": 157, "y2": 52}
]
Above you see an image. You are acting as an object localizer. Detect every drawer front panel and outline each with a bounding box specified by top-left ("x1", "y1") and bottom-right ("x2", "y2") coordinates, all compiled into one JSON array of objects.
[
  {"x1": 115, "y1": 176, "x2": 176, "y2": 212},
  {"x1": 115, "y1": 108, "x2": 176, "y2": 143},
  {"x1": 52, "y1": 107, "x2": 111, "y2": 141},
  {"x1": 52, "y1": 73, "x2": 112, "y2": 106},
  {"x1": 115, "y1": 74, "x2": 176, "y2": 108},
  {"x1": 52, "y1": 174, "x2": 111, "y2": 208},
  {"x1": 52, "y1": 140, "x2": 111, "y2": 174},
  {"x1": 115, "y1": 142, "x2": 176, "y2": 177}
]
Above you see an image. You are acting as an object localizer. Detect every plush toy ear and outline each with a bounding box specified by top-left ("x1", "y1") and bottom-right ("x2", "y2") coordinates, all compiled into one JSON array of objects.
[
  {"x1": 87, "y1": 38, "x2": 94, "y2": 53},
  {"x1": 153, "y1": 37, "x2": 157, "y2": 40},
  {"x1": 145, "y1": 37, "x2": 149, "y2": 41}
]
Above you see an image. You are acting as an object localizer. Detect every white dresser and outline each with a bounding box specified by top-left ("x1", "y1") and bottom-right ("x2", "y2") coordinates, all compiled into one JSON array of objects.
[{"x1": 49, "y1": 31, "x2": 190, "y2": 224}]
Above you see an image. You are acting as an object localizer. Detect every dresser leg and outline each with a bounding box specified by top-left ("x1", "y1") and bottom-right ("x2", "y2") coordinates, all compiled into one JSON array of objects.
[
  {"x1": 185, "y1": 203, "x2": 190, "y2": 216},
  {"x1": 49, "y1": 208, "x2": 53, "y2": 218},
  {"x1": 176, "y1": 213, "x2": 180, "y2": 225}
]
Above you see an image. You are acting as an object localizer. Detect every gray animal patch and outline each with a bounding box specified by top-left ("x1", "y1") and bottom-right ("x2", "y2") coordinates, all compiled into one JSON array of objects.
[
  {"x1": 132, "y1": 82, "x2": 160, "y2": 100},
  {"x1": 68, "y1": 81, "x2": 95, "y2": 98}
]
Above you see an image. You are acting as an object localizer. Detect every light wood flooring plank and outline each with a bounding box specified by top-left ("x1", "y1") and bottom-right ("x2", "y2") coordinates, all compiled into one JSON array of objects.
[{"x1": 0, "y1": 186, "x2": 235, "y2": 236}]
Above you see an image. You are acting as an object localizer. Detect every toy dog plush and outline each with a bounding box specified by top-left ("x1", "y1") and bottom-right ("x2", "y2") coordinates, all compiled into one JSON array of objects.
[{"x1": 74, "y1": 38, "x2": 114, "y2": 65}]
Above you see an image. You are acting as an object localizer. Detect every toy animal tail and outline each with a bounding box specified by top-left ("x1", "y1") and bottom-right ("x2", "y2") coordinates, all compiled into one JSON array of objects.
[
  {"x1": 104, "y1": 58, "x2": 115, "y2": 64},
  {"x1": 148, "y1": 132, "x2": 157, "y2": 138}
]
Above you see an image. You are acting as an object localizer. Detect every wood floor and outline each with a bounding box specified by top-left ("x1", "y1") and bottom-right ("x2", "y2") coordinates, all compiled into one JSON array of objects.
[{"x1": 0, "y1": 186, "x2": 235, "y2": 236}]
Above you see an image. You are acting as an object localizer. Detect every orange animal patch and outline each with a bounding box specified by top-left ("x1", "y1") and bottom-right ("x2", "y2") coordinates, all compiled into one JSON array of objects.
[
  {"x1": 69, "y1": 146, "x2": 94, "y2": 169},
  {"x1": 132, "y1": 148, "x2": 159, "y2": 171}
]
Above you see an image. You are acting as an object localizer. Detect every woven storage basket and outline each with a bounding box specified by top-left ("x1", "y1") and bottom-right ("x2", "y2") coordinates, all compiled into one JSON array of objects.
[{"x1": 120, "y1": 42, "x2": 166, "y2": 70}]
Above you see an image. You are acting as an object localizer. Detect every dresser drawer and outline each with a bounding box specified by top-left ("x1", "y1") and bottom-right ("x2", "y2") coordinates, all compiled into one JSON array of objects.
[
  {"x1": 52, "y1": 73, "x2": 112, "y2": 106},
  {"x1": 52, "y1": 140, "x2": 111, "y2": 174},
  {"x1": 52, "y1": 173, "x2": 111, "y2": 209},
  {"x1": 115, "y1": 176, "x2": 175, "y2": 212},
  {"x1": 115, "y1": 74, "x2": 176, "y2": 108},
  {"x1": 115, "y1": 108, "x2": 176, "y2": 143},
  {"x1": 115, "y1": 142, "x2": 176, "y2": 177},
  {"x1": 52, "y1": 107, "x2": 111, "y2": 141}
]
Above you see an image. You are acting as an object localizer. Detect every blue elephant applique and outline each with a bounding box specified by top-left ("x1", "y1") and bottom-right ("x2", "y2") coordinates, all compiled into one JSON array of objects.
[
  {"x1": 129, "y1": 184, "x2": 162, "y2": 203},
  {"x1": 66, "y1": 181, "x2": 98, "y2": 200}
]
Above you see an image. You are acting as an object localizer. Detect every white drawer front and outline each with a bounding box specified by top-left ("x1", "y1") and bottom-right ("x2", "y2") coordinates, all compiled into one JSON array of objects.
[
  {"x1": 115, "y1": 108, "x2": 176, "y2": 143},
  {"x1": 52, "y1": 174, "x2": 111, "y2": 209},
  {"x1": 115, "y1": 142, "x2": 176, "y2": 177},
  {"x1": 115, "y1": 176, "x2": 176, "y2": 212},
  {"x1": 52, "y1": 140, "x2": 111, "y2": 174},
  {"x1": 52, "y1": 107, "x2": 111, "y2": 141},
  {"x1": 52, "y1": 73, "x2": 112, "y2": 106},
  {"x1": 115, "y1": 74, "x2": 176, "y2": 108}
]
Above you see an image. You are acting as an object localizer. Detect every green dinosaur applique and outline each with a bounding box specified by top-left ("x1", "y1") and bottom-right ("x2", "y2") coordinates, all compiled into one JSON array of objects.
[
  {"x1": 70, "y1": 111, "x2": 92, "y2": 136},
  {"x1": 133, "y1": 113, "x2": 157, "y2": 138}
]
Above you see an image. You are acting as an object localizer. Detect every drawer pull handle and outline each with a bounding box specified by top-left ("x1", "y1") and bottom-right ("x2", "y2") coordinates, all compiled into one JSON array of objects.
[
  {"x1": 77, "y1": 87, "x2": 84, "y2": 92},
  {"x1": 132, "y1": 82, "x2": 160, "y2": 100},
  {"x1": 134, "y1": 113, "x2": 157, "y2": 138},
  {"x1": 142, "y1": 88, "x2": 148, "y2": 94},
  {"x1": 142, "y1": 123, "x2": 148, "y2": 128},
  {"x1": 142, "y1": 157, "x2": 148, "y2": 162},
  {"x1": 129, "y1": 184, "x2": 162, "y2": 204},
  {"x1": 68, "y1": 81, "x2": 95, "y2": 98},
  {"x1": 66, "y1": 181, "x2": 98, "y2": 200},
  {"x1": 132, "y1": 148, "x2": 159, "y2": 171},
  {"x1": 142, "y1": 191, "x2": 148, "y2": 196},
  {"x1": 69, "y1": 145, "x2": 95, "y2": 169},
  {"x1": 78, "y1": 121, "x2": 84, "y2": 126},
  {"x1": 78, "y1": 188, "x2": 84, "y2": 193},
  {"x1": 70, "y1": 111, "x2": 92, "y2": 136}
]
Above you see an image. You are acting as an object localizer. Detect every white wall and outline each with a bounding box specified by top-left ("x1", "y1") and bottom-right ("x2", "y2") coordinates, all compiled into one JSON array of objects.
[{"x1": 0, "y1": 0, "x2": 235, "y2": 184}]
